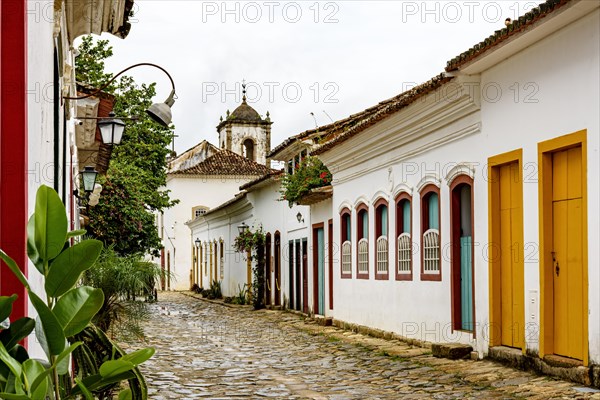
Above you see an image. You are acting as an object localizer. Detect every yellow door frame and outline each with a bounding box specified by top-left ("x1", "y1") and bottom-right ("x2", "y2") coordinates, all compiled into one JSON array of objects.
[
  {"x1": 538, "y1": 129, "x2": 588, "y2": 365},
  {"x1": 488, "y1": 149, "x2": 524, "y2": 351}
]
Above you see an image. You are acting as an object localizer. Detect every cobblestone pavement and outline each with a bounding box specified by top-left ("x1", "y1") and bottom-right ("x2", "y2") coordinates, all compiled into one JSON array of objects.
[{"x1": 121, "y1": 292, "x2": 600, "y2": 399}]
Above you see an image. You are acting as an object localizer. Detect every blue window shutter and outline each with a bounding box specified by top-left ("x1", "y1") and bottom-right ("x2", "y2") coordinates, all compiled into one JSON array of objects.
[
  {"x1": 402, "y1": 201, "x2": 411, "y2": 233},
  {"x1": 381, "y1": 206, "x2": 388, "y2": 236},
  {"x1": 428, "y1": 193, "x2": 439, "y2": 230},
  {"x1": 362, "y1": 212, "x2": 368, "y2": 238}
]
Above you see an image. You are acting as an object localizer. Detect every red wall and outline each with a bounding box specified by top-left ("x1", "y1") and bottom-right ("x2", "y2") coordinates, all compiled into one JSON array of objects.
[{"x1": 1, "y1": 0, "x2": 28, "y2": 325}]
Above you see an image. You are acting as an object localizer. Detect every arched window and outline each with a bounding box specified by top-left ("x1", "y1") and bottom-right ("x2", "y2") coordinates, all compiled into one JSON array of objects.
[
  {"x1": 374, "y1": 199, "x2": 389, "y2": 279},
  {"x1": 243, "y1": 139, "x2": 255, "y2": 161},
  {"x1": 421, "y1": 184, "x2": 441, "y2": 281},
  {"x1": 396, "y1": 192, "x2": 412, "y2": 281},
  {"x1": 340, "y1": 208, "x2": 352, "y2": 279},
  {"x1": 356, "y1": 203, "x2": 369, "y2": 279}
]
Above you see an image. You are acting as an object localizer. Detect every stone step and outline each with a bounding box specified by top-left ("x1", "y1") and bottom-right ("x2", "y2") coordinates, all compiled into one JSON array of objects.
[{"x1": 432, "y1": 343, "x2": 473, "y2": 360}]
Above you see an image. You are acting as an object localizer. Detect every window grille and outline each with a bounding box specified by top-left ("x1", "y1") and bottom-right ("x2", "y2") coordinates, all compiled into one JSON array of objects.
[
  {"x1": 376, "y1": 236, "x2": 388, "y2": 274},
  {"x1": 397, "y1": 233, "x2": 411, "y2": 273},
  {"x1": 423, "y1": 229, "x2": 440, "y2": 273},
  {"x1": 341, "y1": 241, "x2": 352, "y2": 274},
  {"x1": 358, "y1": 238, "x2": 369, "y2": 274}
]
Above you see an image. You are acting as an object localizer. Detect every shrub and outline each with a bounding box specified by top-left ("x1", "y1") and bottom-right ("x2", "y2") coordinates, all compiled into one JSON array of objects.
[{"x1": 280, "y1": 156, "x2": 332, "y2": 207}]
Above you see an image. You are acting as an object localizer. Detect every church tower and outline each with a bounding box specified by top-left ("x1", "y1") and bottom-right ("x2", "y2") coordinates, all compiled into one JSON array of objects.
[{"x1": 216, "y1": 83, "x2": 272, "y2": 166}]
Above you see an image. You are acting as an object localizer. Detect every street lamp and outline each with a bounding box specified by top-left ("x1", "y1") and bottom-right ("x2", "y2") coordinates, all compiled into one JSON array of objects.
[
  {"x1": 65, "y1": 62, "x2": 177, "y2": 127},
  {"x1": 194, "y1": 238, "x2": 201, "y2": 248},
  {"x1": 74, "y1": 166, "x2": 98, "y2": 202},
  {"x1": 237, "y1": 222, "x2": 249, "y2": 234},
  {"x1": 81, "y1": 166, "x2": 99, "y2": 193},
  {"x1": 296, "y1": 212, "x2": 304, "y2": 223},
  {"x1": 97, "y1": 112, "x2": 126, "y2": 145}
]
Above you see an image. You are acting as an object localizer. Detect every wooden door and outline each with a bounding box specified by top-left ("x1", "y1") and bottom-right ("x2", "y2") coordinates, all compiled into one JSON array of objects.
[
  {"x1": 265, "y1": 234, "x2": 272, "y2": 306},
  {"x1": 302, "y1": 238, "x2": 309, "y2": 314},
  {"x1": 499, "y1": 162, "x2": 524, "y2": 348},
  {"x1": 274, "y1": 233, "x2": 281, "y2": 306},
  {"x1": 552, "y1": 146, "x2": 584, "y2": 360}
]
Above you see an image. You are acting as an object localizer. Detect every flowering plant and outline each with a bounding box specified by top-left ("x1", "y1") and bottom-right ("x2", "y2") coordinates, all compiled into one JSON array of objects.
[{"x1": 280, "y1": 156, "x2": 332, "y2": 207}]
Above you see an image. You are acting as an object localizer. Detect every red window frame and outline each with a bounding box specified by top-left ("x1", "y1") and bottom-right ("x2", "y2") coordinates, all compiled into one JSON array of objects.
[
  {"x1": 374, "y1": 198, "x2": 389, "y2": 280},
  {"x1": 356, "y1": 203, "x2": 369, "y2": 280},
  {"x1": 395, "y1": 192, "x2": 413, "y2": 281},
  {"x1": 420, "y1": 184, "x2": 441, "y2": 281},
  {"x1": 340, "y1": 207, "x2": 352, "y2": 279}
]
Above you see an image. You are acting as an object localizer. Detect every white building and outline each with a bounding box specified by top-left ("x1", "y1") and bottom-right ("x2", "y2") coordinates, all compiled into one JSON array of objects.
[
  {"x1": 186, "y1": 0, "x2": 600, "y2": 385},
  {"x1": 160, "y1": 95, "x2": 273, "y2": 290},
  {"x1": 0, "y1": 0, "x2": 135, "y2": 358}
]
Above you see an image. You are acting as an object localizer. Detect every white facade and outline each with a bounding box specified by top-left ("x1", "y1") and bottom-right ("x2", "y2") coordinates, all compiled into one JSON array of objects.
[
  {"x1": 319, "y1": 2, "x2": 600, "y2": 365},
  {"x1": 162, "y1": 175, "x2": 260, "y2": 290}
]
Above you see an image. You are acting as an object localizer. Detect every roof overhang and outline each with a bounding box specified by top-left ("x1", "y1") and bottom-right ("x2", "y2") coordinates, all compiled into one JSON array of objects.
[
  {"x1": 450, "y1": 0, "x2": 599, "y2": 75},
  {"x1": 62, "y1": 0, "x2": 135, "y2": 44}
]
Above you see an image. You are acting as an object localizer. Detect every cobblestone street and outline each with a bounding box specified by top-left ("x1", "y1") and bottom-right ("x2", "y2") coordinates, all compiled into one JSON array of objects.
[{"x1": 122, "y1": 292, "x2": 600, "y2": 399}]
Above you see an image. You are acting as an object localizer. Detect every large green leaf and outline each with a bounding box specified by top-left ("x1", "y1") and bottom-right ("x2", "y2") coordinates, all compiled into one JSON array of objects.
[
  {"x1": 45, "y1": 240, "x2": 103, "y2": 298},
  {"x1": 0, "y1": 318, "x2": 35, "y2": 351},
  {"x1": 99, "y1": 359, "x2": 135, "y2": 379},
  {"x1": 30, "y1": 342, "x2": 81, "y2": 393},
  {"x1": 74, "y1": 376, "x2": 94, "y2": 400},
  {"x1": 0, "y1": 393, "x2": 29, "y2": 400},
  {"x1": 0, "y1": 342, "x2": 23, "y2": 389},
  {"x1": 119, "y1": 347, "x2": 155, "y2": 366},
  {"x1": 22, "y1": 359, "x2": 47, "y2": 400},
  {"x1": 0, "y1": 295, "x2": 18, "y2": 322},
  {"x1": 73, "y1": 371, "x2": 135, "y2": 395},
  {"x1": 28, "y1": 291, "x2": 65, "y2": 356},
  {"x1": 66, "y1": 229, "x2": 87, "y2": 239},
  {"x1": 0, "y1": 250, "x2": 29, "y2": 290},
  {"x1": 118, "y1": 388, "x2": 132, "y2": 400},
  {"x1": 26, "y1": 215, "x2": 43, "y2": 275},
  {"x1": 54, "y1": 287, "x2": 104, "y2": 337},
  {"x1": 34, "y1": 185, "x2": 68, "y2": 262}
]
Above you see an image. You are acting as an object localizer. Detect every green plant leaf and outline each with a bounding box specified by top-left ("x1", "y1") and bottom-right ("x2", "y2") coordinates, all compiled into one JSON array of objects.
[
  {"x1": 0, "y1": 342, "x2": 23, "y2": 389},
  {"x1": 118, "y1": 388, "x2": 132, "y2": 400},
  {"x1": 0, "y1": 295, "x2": 18, "y2": 322},
  {"x1": 74, "y1": 376, "x2": 94, "y2": 400},
  {"x1": 22, "y1": 359, "x2": 47, "y2": 400},
  {"x1": 0, "y1": 393, "x2": 29, "y2": 400},
  {"x1": 45, "y1": 240, "x2": 103, "y2": 298},
  {"x1": 54, "y1": 287, "x2": 104, "y2": 337},
  {"x1": 119, "y1": 347, "x2": 155, "y2": 366},
  {"x1": 0, "y1": 250, "x2": 30, "y2": 290},
  {"x1": 30, "y1": 342, "x2": 81, "y2": 393},
  {"x1": 34, "y1": 185, "x2": 68, "y2": 262},
  {"x1": 27, "y1": 215, "x2": 43, "y2": 275},
  {"x1": 99, "y1": 359, "x2": 135, "y2": 379},
  {"x1": 0, "y1": 317, "x2": 35, "y2": 351},
  {"x1": 28, "y1": 291, "x2": 65, "y2": 356},
  {"x1": 72, "y1": 371, "x2": 136, "y2": 395},
  {"x1": 66, "y1": 229, "x2": 87, "y2": 239}
]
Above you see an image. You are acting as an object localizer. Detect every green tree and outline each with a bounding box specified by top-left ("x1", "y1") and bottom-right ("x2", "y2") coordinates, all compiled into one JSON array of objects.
[{"x1": 75, "y1": 36, "x2": 177, "y2": 256}]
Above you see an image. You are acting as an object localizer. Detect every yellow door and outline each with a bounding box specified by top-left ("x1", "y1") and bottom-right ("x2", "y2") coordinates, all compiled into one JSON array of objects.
[
  {"x1": 499, "y1": 162, "x2": 524, "y2": 348},
  {"x1": 552, "y1": 146, "x2": 584, "y2": 360}
]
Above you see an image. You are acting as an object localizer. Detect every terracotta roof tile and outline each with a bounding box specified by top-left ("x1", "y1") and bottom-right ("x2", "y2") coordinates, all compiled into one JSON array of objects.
[
  {"x1": 171, "y1": 149, "x2": 273, "y2": 176},
  {"x1": 313, "y1": 74, "x2": 451, "y2": 155},
  {"x1": 239, "y1": 170, "x2": 284, "y2": 191},
  {"x1": 446, "y1": 0, "x2": 573, "y2": 71}
]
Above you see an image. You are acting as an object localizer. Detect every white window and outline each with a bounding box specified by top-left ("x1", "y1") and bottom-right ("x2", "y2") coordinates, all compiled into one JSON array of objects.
[
  {"x1": 341, "y1": 241, "x2": 352, "y2": 274},
  {"x1": 358, "y1": 238, "x2": 369, "y2": 274},
  {"x1": 376, "y1": 236, "x2": 388, "y2": 274},
  {"x1": 397, "y1": 233, "x2": 411, "y2": 273},
  {"x1": 423, "y1": 229, "x2": 440, "y2": 273}
]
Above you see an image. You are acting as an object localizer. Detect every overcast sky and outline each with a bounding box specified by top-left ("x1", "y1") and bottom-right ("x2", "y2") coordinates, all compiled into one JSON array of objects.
[{"x1": 95, "y1": 1, "x2": 541, "y2": 155}]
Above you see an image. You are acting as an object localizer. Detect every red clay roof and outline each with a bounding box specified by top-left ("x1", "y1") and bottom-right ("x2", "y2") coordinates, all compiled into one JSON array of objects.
[
  {"x1": 170, "y1": 149, "x2": 273, "y2": 176},
  {"x1": 446, "y1": 0, "x2": 573, "y2": 71},
  {"x1": 313, "y1": 73, "x2": 451, "y2": 155}
]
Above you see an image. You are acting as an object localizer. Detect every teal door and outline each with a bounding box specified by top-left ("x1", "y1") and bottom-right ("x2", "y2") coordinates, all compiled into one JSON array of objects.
[
  {"x1": 316, "y1": 228, "x2": 325, "y2": 315},
  {"x1": 460, "y1": 236, "x2": 473, "y2": 330}
]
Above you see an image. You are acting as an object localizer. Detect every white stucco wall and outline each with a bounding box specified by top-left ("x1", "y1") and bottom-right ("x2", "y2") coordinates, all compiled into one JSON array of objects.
[
  {"x1": 26, "y1": 2, "x2": 78, "y2": 360},
  {"x1": 321, "y1": 7, "x2": 600, "y2": 362},
  {"x1": 163, "y1": 175, "x2": 257, "y2": 290},
  {"x1": 479, "y1": 8, "x2": 600, "y2": 362}
]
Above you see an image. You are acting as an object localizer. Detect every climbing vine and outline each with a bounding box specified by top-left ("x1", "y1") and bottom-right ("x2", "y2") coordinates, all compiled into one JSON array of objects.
[{"x1": 233, "y1": 226, "x2": 266, "y2": 309}]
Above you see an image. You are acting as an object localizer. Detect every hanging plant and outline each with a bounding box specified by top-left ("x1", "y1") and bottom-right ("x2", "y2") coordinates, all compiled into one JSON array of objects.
[
  {"x1": 232, "y1": 226, "x2": 266, "y2": 309},
  {"x1": 280, "y1": 156, "x2": 332, "y2": 207}
]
